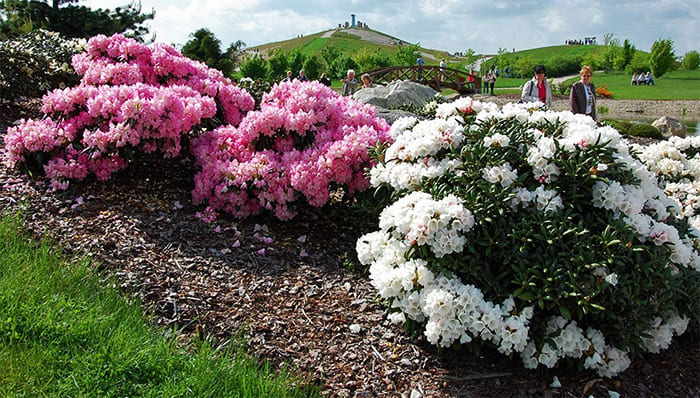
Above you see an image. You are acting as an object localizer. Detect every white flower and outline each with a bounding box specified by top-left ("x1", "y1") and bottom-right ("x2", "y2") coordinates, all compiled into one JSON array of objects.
[
  {"x1": 482, "y1": 162, "x2": 518, "y2": 188},
  {"x1": 604, "y1": 273, "x2": 618, "y2": 286}
]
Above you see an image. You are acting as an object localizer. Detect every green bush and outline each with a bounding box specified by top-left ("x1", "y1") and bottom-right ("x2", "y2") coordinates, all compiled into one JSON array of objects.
[
  {"x1": 0, "y1": 29, "x2": 83, "y2": 101},
  {"x1": 627, "y1": 123, "x2": 663, "y2": 139},
  {"x1": 604, "y1": 119, "x2": 632, "y2": 134},
  {"x1": 556, "y1": 79, "x2": 574, "y2": 95}
]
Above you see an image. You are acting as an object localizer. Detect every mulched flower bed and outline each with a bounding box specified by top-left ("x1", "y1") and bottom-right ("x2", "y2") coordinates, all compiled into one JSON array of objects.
[{"x1": 1, "y1": 98, "x2": 698, "y2": 397}]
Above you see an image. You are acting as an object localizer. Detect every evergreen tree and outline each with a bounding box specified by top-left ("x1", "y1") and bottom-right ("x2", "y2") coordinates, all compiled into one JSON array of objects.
[
  {"x1": 0, "y1": 0, "x2": 154, "y2": 40},
  {"x1": 181, "y1": 28, "x2": 233, "y2": 76}
]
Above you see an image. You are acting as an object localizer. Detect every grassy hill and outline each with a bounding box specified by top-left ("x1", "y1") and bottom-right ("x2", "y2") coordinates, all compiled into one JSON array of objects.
[{"x1": 246, "y1": 27, "x2": 453, "y2": 65}]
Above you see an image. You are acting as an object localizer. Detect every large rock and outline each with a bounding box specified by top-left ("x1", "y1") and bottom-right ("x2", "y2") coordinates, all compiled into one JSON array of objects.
[
  {"x1": 352, "y1": 80, "x2": 438, "y2": 109},
  {"x1": 652, "y1": 116, "x2": 687, "y2": 138},
  {"x1": 375, "y1": 108, "x2": 421, "y2": 125}
]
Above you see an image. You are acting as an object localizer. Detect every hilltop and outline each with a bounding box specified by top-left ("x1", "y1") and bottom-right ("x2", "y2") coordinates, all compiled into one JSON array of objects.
[
  {"x1": 243, "y1": 26, "x2": 602, "y2": 75},
  {"x1": 244, "y1": 27, "x2": 453, "y2": 64}
]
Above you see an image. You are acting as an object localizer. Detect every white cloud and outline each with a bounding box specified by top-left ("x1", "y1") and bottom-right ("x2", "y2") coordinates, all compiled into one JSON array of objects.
[{"x1": 79, "y1": 0, "x2": 700, "y2": 55}]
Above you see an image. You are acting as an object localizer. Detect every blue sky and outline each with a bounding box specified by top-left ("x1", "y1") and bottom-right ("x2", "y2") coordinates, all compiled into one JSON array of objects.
[{"x1": 84, "y1": 0, "x2": 699, "y2": 56}]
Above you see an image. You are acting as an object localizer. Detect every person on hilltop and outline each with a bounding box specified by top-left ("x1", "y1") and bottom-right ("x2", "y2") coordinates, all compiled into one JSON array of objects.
[
  {"x1": 520, "y1": 64, "x2": 552, "y2": 106},
  {"x1": 341, "y1": 69, "x2": 359, "y2": 96},
  {"x1": 570, "y1": 65, "x2": 596, "y2": 120},
  {"x1": 297, "y1": 69, "x2": 309, "y2": 82},
  {"x1": 318, "y1": 72, "x2": 331, "y2": 87}
]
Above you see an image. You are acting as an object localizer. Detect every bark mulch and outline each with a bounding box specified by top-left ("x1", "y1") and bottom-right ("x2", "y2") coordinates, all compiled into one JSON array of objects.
[{"x1": 1, "y1": 99, "x2": 698, "y2": 397}]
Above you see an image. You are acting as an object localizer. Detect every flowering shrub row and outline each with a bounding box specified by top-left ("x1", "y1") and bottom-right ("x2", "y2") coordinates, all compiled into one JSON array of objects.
[
  {"x1": 0, "y1": 29, "x2": 84, "y2": 100},
  {"x1": 358, "y1": 98, "x2": 699, "y2": 377},
  {"x1": 190, "y1": 80, "x2": 391, "y2": 220},
  {"x1": 4, "y1": 33, "x2": 255, "y2": 190},
  {"x1": 3, "y1": 34, "x2": 392, "y2": 220}
]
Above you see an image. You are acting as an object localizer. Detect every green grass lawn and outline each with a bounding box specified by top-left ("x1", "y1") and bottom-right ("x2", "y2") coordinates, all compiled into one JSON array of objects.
[
  {"x1": 0, "y1": 212, "x2": 317, "y2": 397},
  {"x1": 490, "y1": 70, "x2": 700, "y2": 99},
  {"x1": 584, "y1": 70, "x2": 700, "y2": 100}
]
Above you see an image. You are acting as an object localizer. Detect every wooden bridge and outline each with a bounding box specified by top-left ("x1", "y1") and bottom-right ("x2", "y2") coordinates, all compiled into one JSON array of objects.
[{"x1": 360, "y1": 65, "x2": 481, "y2": 94}]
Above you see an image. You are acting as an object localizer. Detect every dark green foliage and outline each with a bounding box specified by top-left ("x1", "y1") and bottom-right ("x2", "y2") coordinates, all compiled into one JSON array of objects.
[
  {"x1": 239, "y1": 53, "x2": 269, "y2": 80},
  {"x1": 181, "y1": 28, "x2": 233, "y2": 76},
  {"x1": 0, "y1": 29, "x2": 81, "y2": 100},
  {"x1": 1, "y1": 0, "x2": 154, "y2": 41},
  {"x1": 302, "y1": 54, "x2": 324, "y2": 80},
  {"x1": 627, "y1": 123, "x2": 662, "y2": 139},
  {"x1": 267, "y1": 49, "x2": 289, "y2": 81}
]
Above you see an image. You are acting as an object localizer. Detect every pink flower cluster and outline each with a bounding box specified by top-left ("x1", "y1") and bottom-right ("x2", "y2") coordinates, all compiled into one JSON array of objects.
[
  {"x1": 190, "y1": 80, "x2": 392, "y2": 220},
  {"x1": 4, "y1": 33, "x2": 254, "y2": 188}
]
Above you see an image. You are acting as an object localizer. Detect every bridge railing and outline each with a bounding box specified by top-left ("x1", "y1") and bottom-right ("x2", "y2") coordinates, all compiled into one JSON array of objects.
[{"x1": 360, "y1": 65, "x2": 481, "y2": 94}]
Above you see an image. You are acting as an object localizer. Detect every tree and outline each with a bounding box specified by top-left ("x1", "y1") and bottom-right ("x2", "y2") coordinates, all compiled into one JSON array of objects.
[
  {"x1": 393, "y1": 43, "x2": 421, "y2": 65},
  {"x1": 463, "y1": 48, "x2": 478, "y2": 70},
  {"x1": 598, "y1": 33, "x2": 621, "y2": 71},
  {"x1": 266, "y1": 49, "x2": 288, "y2": 81},
  {"x1": 614, "y1": 39, "x2": 635, "y2": 70},
  {"x1": 181, "y1": 28, "x2": 233, "y2": 76},
  {"x1": 286, "y1": 49, "x2": 305, "y2": 77},
  {"x1": 239, "y1": 53, "x2": 268, "y2": 80},
  {"x1": 681, "y1": 50, "x2": 699, "y2": 71},
  {"x1": 649, "y1": 38, "x2": 675, "y2": 78},
  {"x1": 301, "y1": 54, "x2": 323, "y2": 80},
  {"x1": 0, "y1": 0, "x2": 154, "y2": 40},
  {"x1": 626, "y1": 51, "x2": 650, "y2": 74}
]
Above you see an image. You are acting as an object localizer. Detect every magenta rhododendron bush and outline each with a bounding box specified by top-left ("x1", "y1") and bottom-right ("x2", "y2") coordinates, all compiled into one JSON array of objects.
[
  {"x1": 3, "y1": 34, "x2": 393, "y2": 220},
  {"x1": 4, "y1": 33, "x2": 255, "y2": 190},
  {"x1": 190, "y1": 80, "x2": 391, "y2": 220}
]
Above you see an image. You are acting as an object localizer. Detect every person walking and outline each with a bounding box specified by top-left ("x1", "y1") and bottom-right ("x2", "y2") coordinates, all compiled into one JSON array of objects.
[
  {"x1": 570, "y1": 65, "x2": 596, "y2": 119},
  {"x1": 485, "y1": 65, "x2": 497, "y2": 95},
  {"x1": 520, "y1": 64, "x2": 552, "y2": 106},
  {"x1": 416, "y1": 55, "x2": 424, "y2": 80}
]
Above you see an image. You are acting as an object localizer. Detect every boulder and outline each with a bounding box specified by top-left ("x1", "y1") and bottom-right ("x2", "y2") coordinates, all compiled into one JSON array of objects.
[
  {"x1": 652, "y1": 116, "x2": 687, "y2": 138},
  {"x1": 375, "y1": 108, "x2": 421, "y2": 125},
  {"x1": 352, "y1": 80, "x2": 438, "y2": 109}
]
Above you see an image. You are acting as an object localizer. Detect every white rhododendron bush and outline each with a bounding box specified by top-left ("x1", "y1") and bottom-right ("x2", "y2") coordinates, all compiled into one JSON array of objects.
[{"x1": 357, "y1": 99, "x2": 699, "y2": 377}]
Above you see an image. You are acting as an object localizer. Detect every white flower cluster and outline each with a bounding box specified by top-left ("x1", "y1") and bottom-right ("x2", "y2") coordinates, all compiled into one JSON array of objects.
[
  {"x1": 378, "y1": 191, "x2": 475, "y2": 258},
  {"x1": 357, "y1": 229, "x2": 534, "y2": 352},
  {"x1": 482, "y1": 162, "x2": 518, "y2": 187},
  {"x1": 633, "y1": 136, "x2": 700, "y2": 181},
  {"x1": 520, "y1": 317, "x2": 632, "y2": 377},
  {"x1": 370, "y1": 117, "x2": 465, "y2": 191},
  {"x1": 360, "y1": 99, "x2": 700, "y2": 377},
  {"x1": 642, "y1": 313, "x2": 690, "y2": 353}
]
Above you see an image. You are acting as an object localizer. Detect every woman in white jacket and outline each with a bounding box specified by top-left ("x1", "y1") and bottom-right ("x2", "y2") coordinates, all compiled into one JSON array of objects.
[{"x1": 520, "y1": 64, "x2": 552, "y2": 106}]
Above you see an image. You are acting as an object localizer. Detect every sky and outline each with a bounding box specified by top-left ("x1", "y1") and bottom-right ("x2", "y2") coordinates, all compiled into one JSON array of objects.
[{"x1": 84, "y1": 0, "x2": 699, "y2": 56}]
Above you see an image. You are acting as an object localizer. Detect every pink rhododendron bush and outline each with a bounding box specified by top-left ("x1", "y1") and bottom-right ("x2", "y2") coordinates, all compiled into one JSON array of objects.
[
  {"x1": 4, "y1": 33, "x2": 255, "y2": 190},
  {"x1": 190, "y1": 80, "x2": 391, "y2": 220},
  {"x1": 357, "y1": 98, "x2": 699, "y2": 377},
  {"x1": 3, "y1": 34, "x2": 392, "y2": 219}
]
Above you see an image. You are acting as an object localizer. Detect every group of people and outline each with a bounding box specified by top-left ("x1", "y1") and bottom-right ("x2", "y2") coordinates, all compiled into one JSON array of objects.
[
  {"x1": 340, "y1": 69, "x2": 375, "y2": 96},
  {"x1": 520, "y1": 64, "x2": 598, "y2": 120},
  {"x1": 280, "y1": 69, "x2": 332, "y2": 87},
  {"x1": 631, "y1": 72, "x2": 655, "y2": 86}
]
